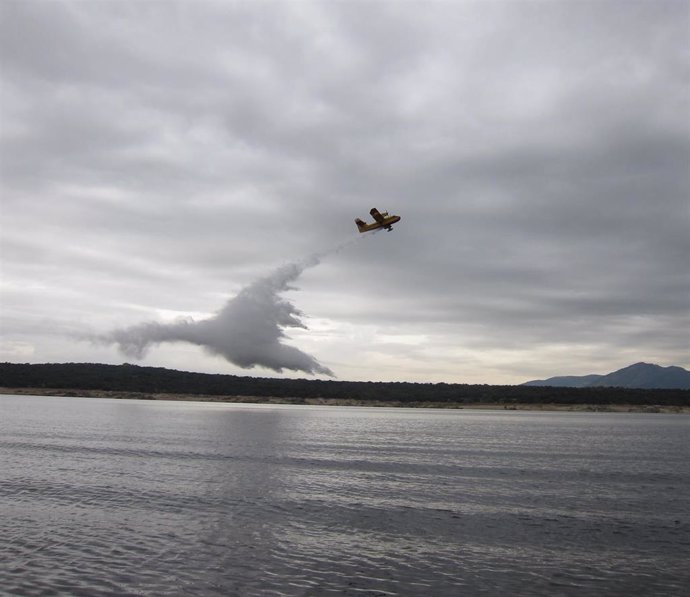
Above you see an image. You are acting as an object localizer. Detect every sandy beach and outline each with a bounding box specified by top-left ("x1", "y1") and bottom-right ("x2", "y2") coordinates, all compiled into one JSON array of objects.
[{"x1": 1, "y1": 387, "x2": 687, "y2": 413}]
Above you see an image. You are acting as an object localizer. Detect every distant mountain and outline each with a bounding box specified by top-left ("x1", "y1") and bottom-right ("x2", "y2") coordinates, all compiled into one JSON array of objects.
[
  {"x1": 523, "y1": 363, "x2": 690, "y2": 389},
  {"x1": 523, "y1": 374, "x2": 603, "y2": 388}
]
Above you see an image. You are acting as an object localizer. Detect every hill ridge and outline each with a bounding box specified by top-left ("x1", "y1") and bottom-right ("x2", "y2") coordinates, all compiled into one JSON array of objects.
[
  {"x1": 523, "y1": 362, "x2": 690, "y2": 389},
  {"x1": 1, "y1": 362, "x2": 689, "y2": 406}
]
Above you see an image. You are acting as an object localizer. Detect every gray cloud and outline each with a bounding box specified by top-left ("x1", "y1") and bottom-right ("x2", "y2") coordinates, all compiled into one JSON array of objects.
[{"x1": 1, "y1": 1, "x2": 688, "y2": 383}]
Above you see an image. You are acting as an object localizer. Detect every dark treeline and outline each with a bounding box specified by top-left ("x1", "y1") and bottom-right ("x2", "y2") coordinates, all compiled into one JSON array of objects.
[{"x1": 2, "y1": 362, "x2": 690, "y2": 406}]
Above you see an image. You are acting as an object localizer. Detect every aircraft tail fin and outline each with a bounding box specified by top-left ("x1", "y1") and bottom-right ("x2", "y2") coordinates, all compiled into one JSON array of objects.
[{"x1": 355, "y1": 218, "x2": 367, "y2": 231}]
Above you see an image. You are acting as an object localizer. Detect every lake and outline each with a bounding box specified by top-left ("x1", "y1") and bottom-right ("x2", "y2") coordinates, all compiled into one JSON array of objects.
[{"x1": 1, "y1": 394, "x2": 688, "y2": 596}]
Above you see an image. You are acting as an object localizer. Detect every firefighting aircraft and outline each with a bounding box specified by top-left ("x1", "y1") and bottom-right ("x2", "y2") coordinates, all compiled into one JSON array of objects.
[{"x1": 355, "y1": 208, "x2": 401, "y2": 233}]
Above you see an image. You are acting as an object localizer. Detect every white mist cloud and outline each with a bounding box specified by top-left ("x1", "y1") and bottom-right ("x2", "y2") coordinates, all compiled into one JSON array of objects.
[
  {"x1": 96, "y1": 238, "x2": 365, "y2": 376},
  {"x1": 99, "y1": 254, "x2": 333, "y2": 375}
]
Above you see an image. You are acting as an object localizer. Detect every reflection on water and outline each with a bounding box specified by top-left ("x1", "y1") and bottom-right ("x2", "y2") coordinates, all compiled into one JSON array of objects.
[{"x1": 1, "y1": 395, "x2": 688, "y2": 596}]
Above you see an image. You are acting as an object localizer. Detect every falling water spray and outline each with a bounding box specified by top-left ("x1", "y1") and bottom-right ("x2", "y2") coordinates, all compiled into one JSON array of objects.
[{"x1": 96, "y1": 235, "x2": 364, "y2": 376}]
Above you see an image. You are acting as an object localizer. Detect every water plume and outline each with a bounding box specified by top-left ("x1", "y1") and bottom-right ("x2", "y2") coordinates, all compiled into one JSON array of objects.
[{"x1": 98, "y1": 237, "x2": 362, "y2": 376}]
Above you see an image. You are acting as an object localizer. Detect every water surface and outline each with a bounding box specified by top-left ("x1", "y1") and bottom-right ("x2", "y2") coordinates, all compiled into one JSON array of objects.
[{"x1": 1, "y1": 395, "x2": 688, "y2": 596}]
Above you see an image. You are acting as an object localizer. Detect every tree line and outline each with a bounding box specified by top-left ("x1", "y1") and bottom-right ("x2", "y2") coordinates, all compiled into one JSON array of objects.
[{"x1": 2, "y1": 362, "x2": 689, "y2": 406}]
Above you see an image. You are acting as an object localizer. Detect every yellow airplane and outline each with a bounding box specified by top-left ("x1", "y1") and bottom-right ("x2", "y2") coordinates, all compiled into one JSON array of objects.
[{"x1": 355, "y1": 208, "x2": 401, "y2": 233}]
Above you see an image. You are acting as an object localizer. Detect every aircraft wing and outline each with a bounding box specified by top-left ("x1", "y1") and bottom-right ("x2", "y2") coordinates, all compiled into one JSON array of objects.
[{"x1": 369, "y1": 208, "x2": 384, "y2": 224}]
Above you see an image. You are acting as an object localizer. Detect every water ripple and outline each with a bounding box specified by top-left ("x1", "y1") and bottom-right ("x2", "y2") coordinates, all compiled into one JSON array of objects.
[{"x1": 1, "y1": 395, "x2": 688, "y2": 596}]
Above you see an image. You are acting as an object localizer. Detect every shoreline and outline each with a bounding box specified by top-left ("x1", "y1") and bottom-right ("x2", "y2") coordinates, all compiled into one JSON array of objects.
[{"x1": 1, "y1": 387, "x2": 687, "y2": 413}]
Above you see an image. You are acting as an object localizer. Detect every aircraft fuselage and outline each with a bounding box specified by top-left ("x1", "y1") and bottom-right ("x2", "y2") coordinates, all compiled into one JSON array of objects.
[{"x1": 355, "y1": 209, "x2": 401, "y2": 233}]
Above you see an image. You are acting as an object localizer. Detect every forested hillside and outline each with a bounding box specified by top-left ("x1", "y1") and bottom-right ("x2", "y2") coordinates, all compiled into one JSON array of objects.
[{"x1": 2, "y1": 363, "x2": 689, "y2": 407}]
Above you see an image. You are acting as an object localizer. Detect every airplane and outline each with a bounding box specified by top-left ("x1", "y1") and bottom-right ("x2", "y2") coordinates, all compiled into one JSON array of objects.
[{"x1": 355, "y1": 208, "x2": 401, "y2": 233}]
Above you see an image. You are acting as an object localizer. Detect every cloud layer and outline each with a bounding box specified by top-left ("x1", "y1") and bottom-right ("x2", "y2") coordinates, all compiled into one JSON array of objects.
[{"x1": 1, "y1": 1, "x2": 688, "y2": 383}]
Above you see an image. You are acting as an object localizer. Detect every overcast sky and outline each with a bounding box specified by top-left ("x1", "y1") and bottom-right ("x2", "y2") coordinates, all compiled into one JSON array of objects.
[{"x1": 1, "y1": 0, "x2": 688, "y2": 384}]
